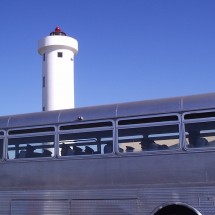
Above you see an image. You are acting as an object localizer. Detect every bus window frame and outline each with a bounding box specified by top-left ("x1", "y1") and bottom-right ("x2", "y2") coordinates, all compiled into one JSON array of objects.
[
  {"x1": 6, "y1": 125, "x2": 57, "y2": 161},
  {"x1": 58, "y1": 120, "x2": 115, "y2": 158},
  {"x1": 183, "y1": 110, "x2": 215, "y2": 152},
  {"x1": 116, "y1": 113, "x2": 182, "y2": 155},
  {"x1": 0, "y1": 130, "x2": 5, "y2": 161}
]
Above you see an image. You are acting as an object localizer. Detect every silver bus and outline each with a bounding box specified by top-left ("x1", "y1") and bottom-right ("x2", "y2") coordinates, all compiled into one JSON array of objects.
[{"x1": 1, "y1": 92, "x2": 215, "y2": 215}]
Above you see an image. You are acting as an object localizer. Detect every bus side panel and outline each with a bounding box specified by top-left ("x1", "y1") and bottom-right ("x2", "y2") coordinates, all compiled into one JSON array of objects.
[{"x1": 0, "y1": 187, "x2": 215, "y2": 215}]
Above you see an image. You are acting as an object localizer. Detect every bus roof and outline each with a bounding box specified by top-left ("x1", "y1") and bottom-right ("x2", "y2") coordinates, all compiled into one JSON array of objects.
[{"x1": 1, "y1": 92, "x2": 215, "y2": 129}]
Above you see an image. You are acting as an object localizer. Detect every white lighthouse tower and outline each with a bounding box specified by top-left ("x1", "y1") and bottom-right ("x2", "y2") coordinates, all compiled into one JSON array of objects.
[{"x1": 38, "y1": 27, "x2": 78, "y2": 111}]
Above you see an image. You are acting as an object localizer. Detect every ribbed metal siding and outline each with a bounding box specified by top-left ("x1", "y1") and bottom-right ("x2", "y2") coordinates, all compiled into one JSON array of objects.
[
  {"x1": 139, "y1": 187, "x2": 215, "y2": 215},
  {"x1": 1, "y1": 186, "x2": 215, "y2": 215},
  {"x1": 71, "y1": 199, "x2": 138, "y2": 215},
  {"x1": 11, "y1": 200, "x2": 70, "y2": 215}
]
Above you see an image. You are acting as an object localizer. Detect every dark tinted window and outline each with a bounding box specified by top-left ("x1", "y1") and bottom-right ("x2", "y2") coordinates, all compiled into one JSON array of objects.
[
  {"x1": 9, "y1": 127, "x2": 55, "y2": 135},
  {"x1": 118, "y1": 115, "x2": 178, "y2": 126},
  {"x1": 184, "y1": 111, "x2": 215, "y2": 120},
  {"x1": 60, "y1": 122, "x2": 112, "y2": 131}
]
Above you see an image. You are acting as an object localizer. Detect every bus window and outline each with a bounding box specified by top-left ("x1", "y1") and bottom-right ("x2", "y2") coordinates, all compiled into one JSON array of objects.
[
  {"x1": 185, "y1": 121, "x2": 215, "y2": 148},
  {"x1": 118, "y1": 124, "x2": 180, "y2": 153},
  {"x1": 7, "y1": 135, "x2": 55, "y2": 159},
  {"x1": 59, "y1": 130, "x2": 113, "y2": 156},
  {"x1": 0, "y1": 139, "x2": 3, "y2": 159}
]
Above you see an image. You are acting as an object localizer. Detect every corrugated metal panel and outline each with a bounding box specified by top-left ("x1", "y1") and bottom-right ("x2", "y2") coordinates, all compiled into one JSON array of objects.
[
  {"x1": 0, "y1": 187, "x2": 215, "y2": 214},
  {"x1": 71, "y1": 199, "x2": 138, "y2": 215},
  {"x1": 11, "y1": 200, "x2": 70, "y2": 215},
  {"x1": 139, "y1": 187, "x2": 215, "y2": 215}
]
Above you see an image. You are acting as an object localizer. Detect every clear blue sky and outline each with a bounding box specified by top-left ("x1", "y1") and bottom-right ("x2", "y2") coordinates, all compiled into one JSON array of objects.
[{"x1": 0, "y1": 0, "x2": 214, "y2": 115}]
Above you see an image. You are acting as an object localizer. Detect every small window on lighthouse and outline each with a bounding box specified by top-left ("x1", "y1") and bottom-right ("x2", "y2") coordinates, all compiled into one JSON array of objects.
[
  {"x1": 58, "y1": 52, "x2": 63, "y2": 58},
  {"x1": 43, "y1": 54, "x2": 45, "y2": 61},
  {"x1": 43, "y1": 76, "x2": 45, "y2": 88}
]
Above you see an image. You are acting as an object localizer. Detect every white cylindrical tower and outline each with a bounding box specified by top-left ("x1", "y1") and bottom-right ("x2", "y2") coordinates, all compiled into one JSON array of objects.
[{"x1": 38, "y1": 27, "x2": 78, "y2": 111}]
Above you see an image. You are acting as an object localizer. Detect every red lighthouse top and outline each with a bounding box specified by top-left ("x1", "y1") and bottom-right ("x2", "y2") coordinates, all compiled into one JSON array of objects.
[{"x1": 50, "y1": 26, "x2": 66, "y2": 36}]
